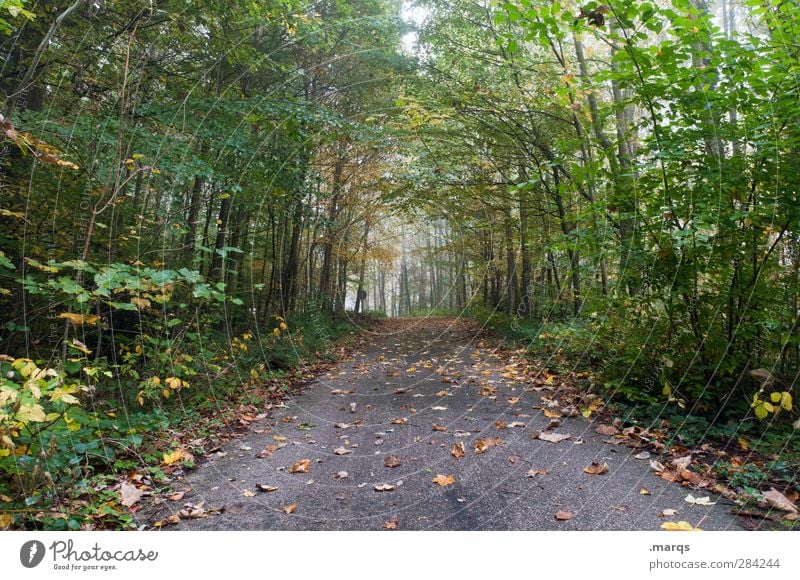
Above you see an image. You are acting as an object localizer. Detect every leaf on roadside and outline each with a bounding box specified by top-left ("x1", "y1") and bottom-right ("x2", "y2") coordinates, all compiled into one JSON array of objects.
[
  {"x1": 282, "y1": 502, "x2": 298, "y2": 514},
  {"x1": 383, "y1": 518, "x2": 399, "y2": 529},
  {"x1": 432, "y1": 474, "x2": 455, "y2": 486},
  {"x1": 119, "y1": 481, "x2": 144, "y2": 507},
  {"x1": 432, "y1": 423, "x2": 446, "y2": 432},
  {"x1": 661, "y1": 508, "x2": 678, "y2": 517},
  {"x1": 258, "y1": 444, "x2": 283, "y2": 458},
  {"x1": 435, "y1": 390, "x2": 449, "y2": 397},
  {"x1": 162, "y1": 448, "x2": 190, "y2": 465},
  {"x1": 634, "y1": 451, "x2": 651, "y2": 460},
  {"x1": 537, "y1": 432, "x2": 571, "y2": 444},
  {"x1": 384, "y1": 455, "x2": 401, "y2": 468},
  {"x1": 640, "y1": 488, "x2": 651, "y2": 495},
  {"x1": 431, "y1": 405, "x2": 448, "y2": 411},
  {"x1": 554, "y1": 511, "x2": 573, "y2": 521},
  {"x1": 495, "y1": 419, "x2": 507, "y2": 430},
  {"x1": 671, "y1": 455, "x2": 692, "y2": 470},
  {"x1": 333, "y1": 447, "x2": 352, "y2": 455},
  {"x1": 660, "y1": 521, "x2": 701, "y2": 531},
  {"x1": 650, "y1": 460, "x2": 666, "y2": 472},
  {"x1": 684, "y1": 494, "x2": 716, "y2": 506},
  {"x1": 527, "y1": 468, "x2": 548, "y2": 477},
  {"x1": 374, "y1": 483, "x2": 395, "y2": 491},
  {"x1": 506, "y1": 396, "x2": 520, "y2": 405},
  {"x1": 390, "y1": 417, "x2": 407, "y2": 425},
  {"x1": 168, "y1": 490, "x2": 186, "y2": 501},
  {"x1": 583, "y1": 461, "x2": 609, "y2": 476},
  {"x1": 334, "y1": 471, "x2": 349, "y2": 479},
  {"x1": 451, "y1": 442, "x2": 466, "y2": 459},
  {"x1": 543, "y1": 409, "x2": 562, "y2": 419},
  {"x1": 257, "y1": 484, "x2": 278, "y2": 492},
  {"x1": 243, "y1": 490, "x2": 256, "y2": 497},
  {"x1": 595, "y1": 424, "x2": 618, "y2": 436},
  {"x1": 288, "y1": 459, "x2": 311, "y2": 473},
  {"x1": 479, "y1": 385, "x2": 497, "y2": 396},
  {"x1": 330, "y1": 389, "x2": 353, "y2": 395},
  {"x1": 506, "y1": 421, "x2": 525, "y2": 428},
  {"x1": 762, "y1": 488, "x2": 798, "y2": 514}
]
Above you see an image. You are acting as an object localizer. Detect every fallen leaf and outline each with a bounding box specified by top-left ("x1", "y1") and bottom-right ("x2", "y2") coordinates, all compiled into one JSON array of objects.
[
  {"x1": 256, "y1": 484, "x2": 278, "y2": 492},
  {"x1": 672, "y1": 455, "x2": 692, "y2": 470},
  {"x1": 0, "y1": 514, "x2": 13, "y2": 529},
  {"x1": 495, "y1": 419, "x2": 507, "y2": 430},
  {"x1": 762, "y1": 488, "x2": 798, "y2": 514},
  {"x1": 383, "y1": 518, "x2": 399, "y2": 529},
  {"x1": 595, "y1": 424, "x2": 618, "y2": 436},
  {"x1": 474, "y1": 439, "x2": 490, "y2": 454},
  {"x1": 162, "y1": 448, "x2": 189, "y2": 465},
  {"x1": 506, "y1": 421, "x2": 525, "y2": 428},
  {"x1": 334, "y1": 422, "x2": 351, "y2": 429},
  {"x1": 374, "y1": 483, "x2": 396, "y2": 491},
  {"x1": 634, "y1": 451, "x2": 651, "y2": 460},
  {"x1": 479, "y1": 385, "x2": 497, "y2": 396},
  {"x1": 554, "y1": 511, "x2": 573, "y2": 521},
  {"x1": 334, "y1": 471, "x2": 349, "y2": 479},
  {"x1": 119, "y1": 481, "x2": 143, "y2": 507},
  {"x1": 650, "y1": 460, "x2": 666, "y2": 472},
  {"x1": 390, "y1": 417, "x2": 407, "y2": 425},
  {"x1": 168, "y1": 490, "x2": 186, "y2": 501},
  {"x1": 660, "y1": 521, "x2": 701, "y2": 531},
  {"x1": 431, "y1": 405, "x2": 448, "y2": 411},
  {"x1": 384, "y1": 455, "x2": 401, "y2": 468},
  {"x1": 432, "y1": 423, "x2": 446, "y2": 432},
  {"x1": 282, "y1": 502, "x2": 298, "y2": 514},
  {"x1": 684, "y1": 494, "x2": 716, "y2": 506},
  {"x1": 451, "y1": 442, "x2": 466, "y2": 459},
  {"x1": 243, "y1": 490, "x2": 256, "y2": 497},
  {"x1": 543, "y1": 409, "x2": 562, "y2": 419},
  {"x1": 661, "y1": 509, "x2": 678, "y2": 517},
  {"x1": 584, "y1": 462, "x2": 610, "y2": 476},
  {"x1": 331, "y1": 389, "x2": 353, "y2": 395},
  {"x1": 435, "y1": 390, "x2": 449, "y2": 397},
  {"x1": 432, "y1": 474, "x2": 455, "y2": 486},
  {"x1": 273, "y1": 435, "x2": 288, "y2": 442},
  {"x1": 333, "y1": 447, "x2": 352, "y2": 455},
  {"x1": 506, "y1": 397, "x2": 520, "y2": 405},
  {"x1": 537, "y1": 432, "x2": 571, "y2": 444},
  {"x1": 527, "y1": 469, "x2": 548, "y2": 477},
  {"x1": 258, "y1": 444, "x2": 283, "y2": 458},
  {"x1": 640, "y1": 488, "x2": 651, "y2": 495},
  {"x1": 288, "y1": 459, "x2": 310, "y2": 473}
]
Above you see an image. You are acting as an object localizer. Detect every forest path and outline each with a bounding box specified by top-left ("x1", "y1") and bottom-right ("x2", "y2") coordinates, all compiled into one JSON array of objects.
[{"x1": 147, "y1": 317, "x2": 744, "y2": 530}]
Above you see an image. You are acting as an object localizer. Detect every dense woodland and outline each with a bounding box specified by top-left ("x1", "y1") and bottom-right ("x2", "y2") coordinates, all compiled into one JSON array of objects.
[{"x1": 0, "y1": 0, "x2": 798, "y2": 529}]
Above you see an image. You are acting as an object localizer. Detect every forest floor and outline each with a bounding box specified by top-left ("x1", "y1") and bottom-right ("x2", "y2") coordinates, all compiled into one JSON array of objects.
[{"x1": 139, "y1": 317, "x2": 750, "y2": 531}]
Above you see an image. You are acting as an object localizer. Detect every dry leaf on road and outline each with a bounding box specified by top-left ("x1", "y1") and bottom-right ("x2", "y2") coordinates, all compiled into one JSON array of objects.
[
  {"x1": 537, "y1": 432, "x2": 571, "y2": 444},
  {"x1": 595, "y1": 424, "x2": 618, "y2": 436},
  {"x1": 282, "y1": 502, "x2": 298, "y2": 514},
  {"x1": 333, "y1": 447, "x2": 352, "y2": 455},
  {"x1": 384, "y1": 455, "x2": 401, "y2": 468},
  {"x1": 374, "y1": 483, "x2": 396, "y2": 491},
  {"x1": 762, "y1": 488, "x2": 798, "y2": 514},
  {"x1": 584, "y1": 462, "x2": 609, "y2": 475},
  {"x1": 684, "y1": 494, "x2": 716, "y2": 506},
  {"x1": 451, "y1": 442, "x2": 465, "y2": 459},
  {"x1": 288, "y1": 459, "x2": 310, "y2": 473},
  {"x1": 660, "y1": 521, "x2": 701, "y2": 531},
  {"x1": 119, "y1": 481, "x2": 143, "y2": 507},
  {"x1": 432, "y1": 474, "x2": 455, "y2": 486},
  {"x1": 527, "y1": 469, "x2": 548, "y2": 477},
  {"x1": 554, "y1": 511, "x2": 573, "y2": 521}
]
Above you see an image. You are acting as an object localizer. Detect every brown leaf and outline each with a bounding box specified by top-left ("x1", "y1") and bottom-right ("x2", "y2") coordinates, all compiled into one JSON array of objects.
[
  {"x1": 282, "y1": 502, "x2": 298, "y2": 514},
  {"x1": 432, "y1": 474, "x2": 455, "y2": 486},
  {"x1": 763, "y1": 488, "x2": 798, "y2": 514},
  {"x1": 451, "y1": 442, "x2": 466, "y2": 459},
  {"x1": 168, "y1": 490, "x2": 186, "y2": 501},
  {"x1": 537, "y1": 432, "x2": 571, "y2": 444},
  {"x1": 543, "y1": 409, "x2": 562, "y2": 419},
  {"x1": 640, "y1": 488, "x2": 651, "y2": 495},
  {"x1": 595, "y1": 424, "x2": 618, "y2": 436},
  {"x1": 527, "y1": 468, "x2": 549, "y2": 477},
  {"x1": 495, "y1": 419, "x2": 507, "y2": 430},
  {"x1": 383, "y1": 518, "x2": 399, "y2": 529},
  {"x1": 256, "y1": 484, "x2": 278, "y2": 492},
  {"x1": 258, "y1": 444, "x2": 282, "y2": 458},
  {"x1": 243, "y1": 490, "x2": 256, "y2": 497},
  {"x1": 384, "y1": 455, "x2": 401, "y2": 468},
  {"x1": 390, "y1": 417, "x2": 408, "y2": 425},
  {"x1": 288, "y1": 459, "x2": 310, "y2": 473},
  {"x1": 432, "y1": 423, "x2": 446, "y2": 432},
  {"x1": 479, "y1": 385, "x2": 497, "y2": 396},
  {"x1": 435, "y1": 390, "x2": 449, "y2": 397},
  {"x1": 507, "y1": 421, "x2": 526, "y2": 428},
  {"x1": 374, "y1": 483, "x2": 396, "y2": 491},
  {"x1": 554, "y1": 511, "x2": 573, "y2": 521},
  {"x1": 474, "y1": 439, "x2": 490, "y2": 454},
  {"x1": 506, "y1": 396, "x2": 520, "y2": 405},
  {"x1": 333, "y1": 446, "x2": 352, "y2": 455},
  {"x1": 583, "y1": 462, "x2": 610, "y2": 476},
  {"x1": 119, "y1": 481, "x2": 143, "y2": 508}
]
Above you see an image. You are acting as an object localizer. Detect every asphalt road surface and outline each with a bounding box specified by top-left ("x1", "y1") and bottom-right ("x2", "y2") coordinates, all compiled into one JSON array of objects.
[{"x1": 145, "y1": 317, "x2": 744, "y2": 531}]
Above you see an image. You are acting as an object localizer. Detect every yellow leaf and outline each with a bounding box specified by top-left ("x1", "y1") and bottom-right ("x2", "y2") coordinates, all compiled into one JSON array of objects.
[
  {"x1": 58, "y1": 312, "x2": 99, "y2": 325},
  {"x1": 432, "y1": 474, "x2": 455, "y2": 486},
  {"x1": 660, "y1": 521, "x2": 702, "y2": 531},
  {"x1": 243, "y1": 490, "x2": 256, "y2": 497},
  {"x1": 162, "y1": 448, "x2": 188, "y2": 465},
  {"x1": 0, "y1": 514, "x2": 13, "y2": 529},
  {"x1": 288, "y1": 459, "x2": 310, "y2": 473},
  {"x1": 737, "y1": 437, "x2": 749, "y2": 450},
  {"x1": 282, "y1": 502, "x2": 298, "y2": 514},
  {"x1": 770, "y1": 392, "x2": 781, "y2": 403},
  {"x1": 16, "y1": 403, "x2": 46, "y2": 423},
  {"x1": 780, "y1": 392, "x2": 792, "y2": 412}
]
